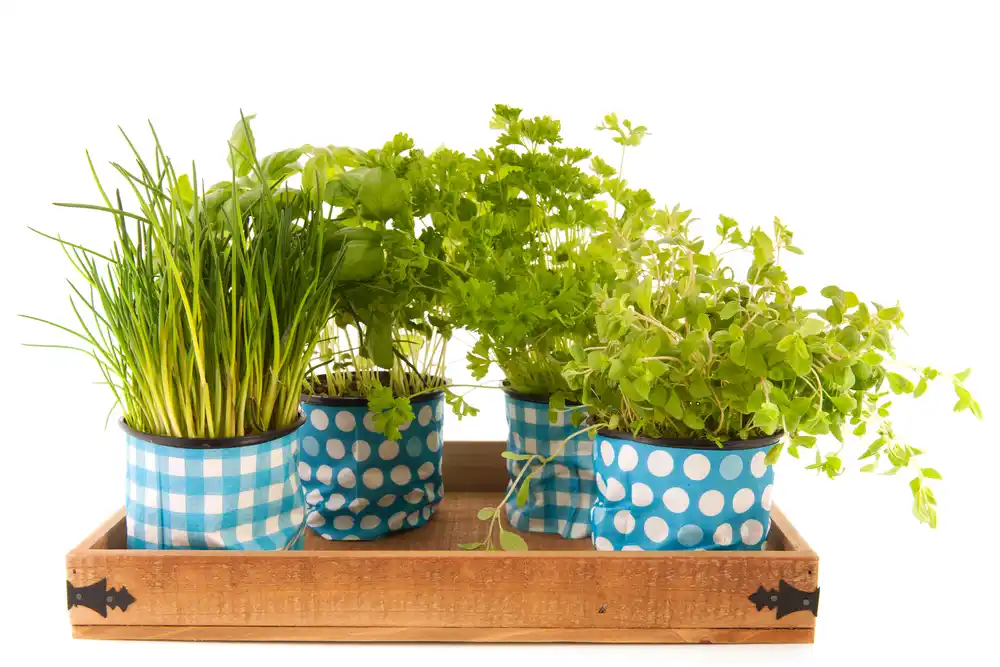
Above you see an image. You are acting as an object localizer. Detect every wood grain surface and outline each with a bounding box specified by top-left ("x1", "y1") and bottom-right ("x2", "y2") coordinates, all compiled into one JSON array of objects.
[
  {"x1": 66, "y1": 440, "x2": 819, "y2": 643},
  {"x1": 73, "y1": 625, "x2": 815, "y2": 643}
]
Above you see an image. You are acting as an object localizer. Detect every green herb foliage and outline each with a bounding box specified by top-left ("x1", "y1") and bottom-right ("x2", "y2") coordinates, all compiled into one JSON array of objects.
[
  {"x1": 297, "y1": 133, "x2": 478, "y2": 439},
  {"x1": 432, "y1": 106, "x2": 654, "y2": 402},
  {"x1": 563, "y1": 214, "x2": 981, "y2": 526},
  {"x1": 25, "y1": 116, "x2": 382, "y2": 438}
]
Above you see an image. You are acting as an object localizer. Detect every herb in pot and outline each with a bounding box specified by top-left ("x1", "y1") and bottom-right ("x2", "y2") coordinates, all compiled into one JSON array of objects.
[
  {"x1": 23, "y1": 115, "x2": 383, "y2": 438},
  {"x1": 300, "y1": 133, "x2": 477, "y2": 439},
  {"x1": 440, "y1": 107, "x2": 659, "y2": 548},
  {"x1": 563, "y1": 212, "x2": 982, "y2": 527},
  {"x1": 22, "y1": 115, "x2": 385, "y2": 550}
]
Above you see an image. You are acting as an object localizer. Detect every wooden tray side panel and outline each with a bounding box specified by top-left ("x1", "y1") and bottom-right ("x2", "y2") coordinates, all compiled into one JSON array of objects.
[
  {"x1": 67, "y1": 549, "x2": 817, "y2": 630},
  {"x1": 440, "y1": 440, "x2": 509, "y2": 492}
]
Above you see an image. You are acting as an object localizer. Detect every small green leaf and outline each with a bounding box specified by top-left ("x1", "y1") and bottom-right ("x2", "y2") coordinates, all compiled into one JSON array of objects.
[
  {"x1": 877, "y1": 306, "x2": 901, "y2": 320},
  {"x1": 798, "y1": 318, "x2": 826, "y2": 337},
  {"x1": 631, "y1": 277, "x2": 653, "y2": 314},
  {"x1": 791, "y1": 435, "x2": 817, "y2": 448},
  {"x1": 633, "y1": 375, "x2": 651, "y2": 400},
  {"x1": 499, "y1": 530, "x2": 529, "y2": 551},
  {"x1": 665, "y1": 391, "x2": 684, "y2": 419},
  {"x1": 646, "y1": 359, "x2": 669, "y2": 378},
  {"x1": 746, "y1": 349, "x2": 769, "y2": 376},
  {"x1": 516, "y1": 475, "x2": 532, "y2": 506},
  {"x1": 458, "y1": 542, "x2": 484, "y2": 550},
  {"x1": 886, "y1": 372, "x2": 915, "y2": 395},
  {"x1": 921, "y1": 468, "x2": 942, "y2": 480},
  {"x1": 501, "y1": 451, "x2": 534, "y2": 461},
  {"x1": 682, "y1": 411, "x2": 706, "y2": 431},
  {"x1": 477, "y1": 507, "x2": 496, "y2": 520},
  {"x1": 830, "y1": 394, "x2": 856, "y2": 414},
  {"x1": 730, "y1": 339, "x2": 747, "y2": 366},
  {"x1": 227, "y1": 113, "x2": 258, "y2": 177},
  {"x1": 749, "y1": 327, "x2": 773, "y2": 349},
  {"x1": 776, "y1": 333, "x2": 797, "y2": 353},
  {"x1": 753, "y1": 402, "x2": 780, "y2": 434},
  {"x1": 720, "y1": 301, "x2": 741, "y2": 320}
]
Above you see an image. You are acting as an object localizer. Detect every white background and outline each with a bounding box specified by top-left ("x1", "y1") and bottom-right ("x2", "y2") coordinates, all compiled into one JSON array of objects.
[{"x1": 1, "y1": 1, "x2": 998, "y2": 664}]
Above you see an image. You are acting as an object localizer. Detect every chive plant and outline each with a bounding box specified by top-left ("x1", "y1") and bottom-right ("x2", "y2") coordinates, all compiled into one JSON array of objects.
[{"x1": 26, "y1": 117, "x2": 383, "y2": 439}]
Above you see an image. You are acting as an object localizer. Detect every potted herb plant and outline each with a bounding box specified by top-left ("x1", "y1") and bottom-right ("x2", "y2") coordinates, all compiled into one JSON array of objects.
[
  {"x1": 444, "y1": 107, "x2": 657, "y2": 544},
  {"x1": 294, "y1": 134, "x2": 472, "y2": 540},
  {"x1": 562, "y1": 212, "x2": 981, "y2": 551},
  {"x1": 25, "y1": 116, "x2": 383, "y2": 550}
]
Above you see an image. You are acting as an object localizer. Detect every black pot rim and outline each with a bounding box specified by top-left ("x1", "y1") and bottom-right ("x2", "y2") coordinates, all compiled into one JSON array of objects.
[
  {"x1": 595, "y1": 427, "x2": 782, "y2": 451},
  {"x1": 501, "y1": 385, "x2": 583, "y2": 407},
  {"x1": 302, "y1": 373, "x2": 445, "y2": 407},
  {"x1": 119, "y1": 411, "x2": 307, "y2": 450}
]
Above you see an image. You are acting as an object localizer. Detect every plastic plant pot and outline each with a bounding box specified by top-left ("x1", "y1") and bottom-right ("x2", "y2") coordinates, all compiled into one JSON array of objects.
[
  {"x1": 503, "y1": 388, "x2": 596, "y2": 539},
  {"x1": 299, "y1": 384, "x2": 445, "y2": 541},
  {"x1": 122, "y1": 413, "x2": 308, "y2": 550},
  {"x1": 590, "y1": 429, "x2": 777, "y2": 551}
]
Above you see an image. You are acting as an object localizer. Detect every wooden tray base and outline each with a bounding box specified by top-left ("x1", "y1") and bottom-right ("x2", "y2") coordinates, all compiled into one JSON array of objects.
[{"x1": 67, "y1": 441, "x2": 819, "y2": 644}]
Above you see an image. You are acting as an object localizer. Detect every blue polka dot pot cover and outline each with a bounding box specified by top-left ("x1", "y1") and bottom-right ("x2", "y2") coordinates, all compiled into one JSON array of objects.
[
  {"x1": 122, "y1": 416, "x2": 308, "y2": 550},
  {"x1": 591, "y1": 431, "x2": 777, "y2": 551},
  {"x1": 299, "y1": 392, "x2": 445, "y2": 540},
  {"x1": 503, "y1": 390, "x2": 596, "y2": 539}
]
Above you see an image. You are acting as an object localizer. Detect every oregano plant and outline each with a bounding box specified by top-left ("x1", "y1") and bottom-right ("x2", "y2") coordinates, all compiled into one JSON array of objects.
[{"x1": 563, "y1": 212, "x2": 981, "y2": 527}]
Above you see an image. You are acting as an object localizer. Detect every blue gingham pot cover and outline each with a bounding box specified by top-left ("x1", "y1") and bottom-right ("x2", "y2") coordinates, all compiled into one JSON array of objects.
[
  {"x1": 299, "y1": 393, "x2": 445, "y2": 540},
  {"x1": 503, "y1": 392, "x2": 596, "y2": 539},
  {"x1": 591, "y1": 432, "x2": 777, "y2": 551},
  {"x1": 124, "y1": 425, "x2": 307, "y2": 550}
]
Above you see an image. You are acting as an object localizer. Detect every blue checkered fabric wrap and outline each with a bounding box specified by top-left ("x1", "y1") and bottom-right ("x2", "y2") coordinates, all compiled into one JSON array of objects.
[
  {"x1": 503, "y1": 393, "x2": 595, "y2": 539},
  {"x1": 125, "y1": 429, "x2": 306, "y2": 550}
]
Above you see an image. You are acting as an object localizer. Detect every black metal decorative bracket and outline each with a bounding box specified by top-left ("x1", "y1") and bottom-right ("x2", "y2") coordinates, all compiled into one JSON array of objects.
[
  {"x1": 749, "y1": 579, "x2": 820, "y2": 619},
  {"x1": 67, "y1": 578, "x2": 136, "y2": 618}
]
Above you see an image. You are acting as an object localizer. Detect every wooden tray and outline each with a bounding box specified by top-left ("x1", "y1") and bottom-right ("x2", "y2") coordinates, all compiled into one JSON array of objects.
[{"x1": 66, "y1": 440, "x2": 820, "y2": 644}]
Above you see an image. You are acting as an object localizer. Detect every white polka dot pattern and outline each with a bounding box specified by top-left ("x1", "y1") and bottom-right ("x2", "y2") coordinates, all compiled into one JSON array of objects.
[
  {"x1": 590, "y1": 434, "x2": 776, "y2": 552},
  {"x1": 613, "y1": 510, "x2": 636, "y2": 534},
  {"x1": 334, "y1": 410, "x2": 355, "y2": 432},
  {"x1": 298, "y1": 396, "x2": 444, "y2": 541},
  {"x1": 310, "y1": 410, "x2": 329, "y2": 430},
  {"x1": 631, "y1": 482, "x2": 653, "y2": 507},
  {"x1": 663, "y1": 487, "x2": 689, "y2": 513}
]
